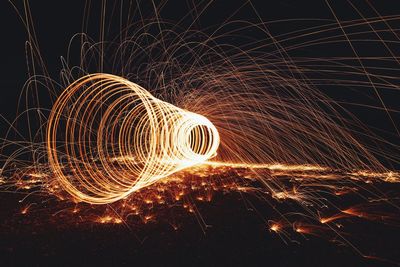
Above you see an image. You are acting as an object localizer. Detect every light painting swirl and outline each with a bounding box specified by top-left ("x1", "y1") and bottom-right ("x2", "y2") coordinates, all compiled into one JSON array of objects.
[{"x1": 46, "y1": 73, "x2": 220, "y2": 204}]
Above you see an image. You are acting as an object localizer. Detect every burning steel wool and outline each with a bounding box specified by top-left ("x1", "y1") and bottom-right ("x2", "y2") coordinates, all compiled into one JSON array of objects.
[
  {"x1": 46, "y1": 73, "x2": 220, "y2": 204},
  {"x1": 1, "y1": 0, "x2": 400, "y2": 265}
]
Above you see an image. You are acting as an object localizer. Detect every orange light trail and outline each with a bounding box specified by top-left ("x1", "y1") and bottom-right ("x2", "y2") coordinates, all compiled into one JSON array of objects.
[
  {"x1": 0, "y1": 2, "x2": 400, "y2": 264},
  {"x1": 46, "y1": 73, "x2": 220, "y2": 204}
]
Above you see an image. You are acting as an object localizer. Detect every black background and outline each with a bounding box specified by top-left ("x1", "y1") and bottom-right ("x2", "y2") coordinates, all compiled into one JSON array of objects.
[{"x1": 1, "y1": 1, "x2": 400, "y2": 266}]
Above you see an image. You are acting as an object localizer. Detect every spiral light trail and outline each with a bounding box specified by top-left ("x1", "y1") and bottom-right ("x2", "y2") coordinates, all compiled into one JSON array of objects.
[{"x1": 46, "y1": 73, "x2": 220, "y2": 204}]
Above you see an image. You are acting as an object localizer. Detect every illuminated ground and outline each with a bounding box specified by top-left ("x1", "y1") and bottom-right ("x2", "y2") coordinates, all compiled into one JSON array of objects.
[{"x1": 1, "y1": 163, "x2": 400, "y2": 266}]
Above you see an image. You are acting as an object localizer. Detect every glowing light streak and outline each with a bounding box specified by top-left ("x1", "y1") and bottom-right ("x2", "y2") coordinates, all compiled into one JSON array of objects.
[{"x1": 46, "y1": 74, "x2": 220, "y2": 204}]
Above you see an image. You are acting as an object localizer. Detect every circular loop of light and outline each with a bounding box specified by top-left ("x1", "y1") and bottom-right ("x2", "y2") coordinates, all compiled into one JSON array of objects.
[{"x1": 46, "y1": 73, "x2": 220, "y2": 204}]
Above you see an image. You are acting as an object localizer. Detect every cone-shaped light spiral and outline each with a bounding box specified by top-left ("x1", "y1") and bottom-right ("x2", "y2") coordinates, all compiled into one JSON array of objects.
[{"x1": 46, "y1": 73, "x2": 220, "y2": 204}]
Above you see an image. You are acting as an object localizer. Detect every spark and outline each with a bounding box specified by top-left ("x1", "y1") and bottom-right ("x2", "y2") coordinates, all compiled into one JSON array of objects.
[
  {"x1": 97, "y1": 216, "x2": 123, "y2": 224},
  {"x1": 20, "y1": 206, "x2": 29, "y2": 215},
  {"x1": 270, "y1": 223, "x2": 281, "y2": 233}
]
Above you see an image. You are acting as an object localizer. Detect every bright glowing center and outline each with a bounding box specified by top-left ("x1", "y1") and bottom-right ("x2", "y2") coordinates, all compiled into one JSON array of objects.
[{"x1": 46, "y1": 73, "x2": 220, "y2": 204}]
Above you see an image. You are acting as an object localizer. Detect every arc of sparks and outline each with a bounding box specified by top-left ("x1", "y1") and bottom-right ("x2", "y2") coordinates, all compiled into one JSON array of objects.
[{"x1": 46, "y1": 73, "x2": 220, "y2": 204}]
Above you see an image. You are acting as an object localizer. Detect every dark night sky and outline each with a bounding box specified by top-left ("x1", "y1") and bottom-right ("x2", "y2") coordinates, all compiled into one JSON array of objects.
[
  {"x1": 1, "y1": 1, "x2": 400, "y2": 266},
  {"x1": 1, "y1": 0, "x2": 399, "y2": 151}
]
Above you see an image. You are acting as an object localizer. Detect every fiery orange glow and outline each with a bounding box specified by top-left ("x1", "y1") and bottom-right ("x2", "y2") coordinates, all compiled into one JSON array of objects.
[
  {"x1": 46, "y1": 73, "x2": 220, "y2": 204},
  {"x1": 0, "y1": 2, "x2": 400, "y2": 265}
]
